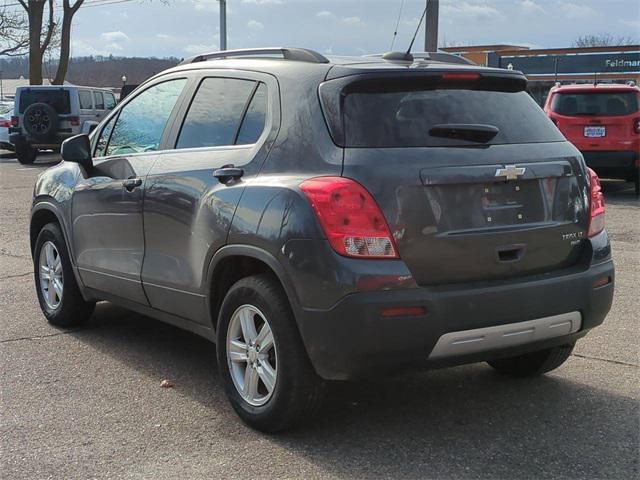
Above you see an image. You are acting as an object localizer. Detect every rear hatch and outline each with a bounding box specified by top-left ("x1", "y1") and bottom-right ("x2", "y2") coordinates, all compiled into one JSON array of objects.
[
  {"x1": 550, "y1": 89, "x2": 639, "y2": 151},
  {"x1": 320, "y1": 70, "x2": 590, "y2": 285},
  {"x1": 17, "y1": 88, "x2": 75, "y2": 134}
]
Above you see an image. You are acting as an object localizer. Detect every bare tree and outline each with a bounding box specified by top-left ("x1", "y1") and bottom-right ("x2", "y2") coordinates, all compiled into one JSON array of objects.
[
  {"x1": 0, "y1": 6, "x2": 29, "y2": 56},
  {"x1": 572, "y1": 33, "x2": 638, "y2": 48},
  {"x1": 17, "y1": 0, "x2": 57, "y2": 85},
  {"x1": 52, "y1": 0, "x2": 84, "y2": 85}
]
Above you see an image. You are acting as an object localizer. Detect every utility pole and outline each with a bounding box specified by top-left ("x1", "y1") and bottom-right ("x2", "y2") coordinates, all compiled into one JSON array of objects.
[
  {"x1": 219, "y1": 0, "x2": 227, "y2": 51},
  {"x1": 424, "y1": 0, "x2": 439, "y2": 52}
]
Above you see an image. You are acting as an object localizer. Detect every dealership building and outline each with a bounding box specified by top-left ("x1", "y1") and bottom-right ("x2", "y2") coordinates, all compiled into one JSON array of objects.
[{"x1": 441, "y1": 44, "x2": 640, "y2": 104}]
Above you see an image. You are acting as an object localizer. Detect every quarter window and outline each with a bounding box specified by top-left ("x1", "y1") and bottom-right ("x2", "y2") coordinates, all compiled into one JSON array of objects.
[
  {"x1": 236, "y1": 83, "x2": 268, "y2": 145},
  {"x1": 94, "y1": 91, "x2": 105, "y2": 110},
  {"x1": 176, "y1": 78, "x2": 258, "y2": 149},
  {"x1": 103, "y1": 78, "x2": 187, "y2": 156},
  {"x1": 105, "y1": 93, "x2": 116, "y2": 110},
  {"x1": 78, "y1": 90, "x2": 93, "y2": 110},
  {"x1": 95, "y1": 114, "x2": 116, "y2": 157}
]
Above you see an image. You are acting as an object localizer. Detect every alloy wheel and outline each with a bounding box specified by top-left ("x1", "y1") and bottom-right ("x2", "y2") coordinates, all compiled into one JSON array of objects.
[
  {"x1": 226, "y1": 304, "x2": 278, "y2": 406},
  {"x1": 39, "y1": 241, "x2": 63, "y2": 310}
]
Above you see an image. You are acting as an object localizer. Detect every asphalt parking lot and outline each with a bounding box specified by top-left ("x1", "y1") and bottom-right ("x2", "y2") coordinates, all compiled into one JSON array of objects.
[{"x1": 1, "y1": 151, "x2": 638, "y2": 480}]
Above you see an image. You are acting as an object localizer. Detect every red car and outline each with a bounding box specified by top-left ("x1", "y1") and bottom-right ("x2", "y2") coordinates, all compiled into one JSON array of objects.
[{"x1": 544, "y1": 83, "x2": 640, "y2": 195}]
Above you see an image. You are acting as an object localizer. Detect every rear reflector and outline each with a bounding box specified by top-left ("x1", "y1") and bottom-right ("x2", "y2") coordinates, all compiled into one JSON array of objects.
[
  {"x1": 381, "y1": 306, "x2": 426, "y2": 318},
  {"x1": 300, "y1": 176, "x2": 398, "y2": 258},
  {"x1": 592, "y1": 276, "x2": 612, "y2": 289},
  {"x1": 587, "y1": 167, "x2": 605, "y2": 237},
  {"x1": 441, "y1": 72, "x2": 481, "y2": 82}
]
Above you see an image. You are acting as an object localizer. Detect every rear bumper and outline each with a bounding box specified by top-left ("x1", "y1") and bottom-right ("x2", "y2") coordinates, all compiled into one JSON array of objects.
[
  {"x1": 297, "y1": 260, "x2": 614, "y2": 380},
  {"x1": 582, "y1": 151, "x2": 639, "y2": 179},
  {"x1": 9, "y1": 131, "x2": 72, "y2": 148}
]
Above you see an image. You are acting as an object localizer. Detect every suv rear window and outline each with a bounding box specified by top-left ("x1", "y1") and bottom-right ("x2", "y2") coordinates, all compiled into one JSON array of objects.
[
  {"x1": 18, "y1": 89, "x2": 71, "y2": 114},
  {"x1": 551, "y1": 92, "x2": 639, "y2": 116},
  {"x1": 341, "y1": 85, "x2": 563, "y2": 147}
]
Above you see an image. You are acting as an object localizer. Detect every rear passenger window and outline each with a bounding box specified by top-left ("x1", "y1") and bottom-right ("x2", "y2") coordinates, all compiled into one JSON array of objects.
[
  {"x1": 236, "y1": 83, "x2": 267, "y2": 145},
  {"x1": 79, "y1": 90, "x2": 93, "y2": 110},
  {"x1": 94, "y1": 92, "x2": 105, "y2": 110},
  {"x1": 176, "y1": 78, "x2": 257, "y2": 149}
]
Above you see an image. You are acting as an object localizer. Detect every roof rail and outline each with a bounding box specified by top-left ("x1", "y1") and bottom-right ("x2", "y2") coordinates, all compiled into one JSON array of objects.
[{"x1": 179, "y1": 47, "x2": 330, "y2": 66}]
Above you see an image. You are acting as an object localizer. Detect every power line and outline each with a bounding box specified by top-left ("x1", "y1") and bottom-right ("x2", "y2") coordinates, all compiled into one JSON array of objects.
[{"x1": 390, "y1": 0, "x2": 406, "y2": 51}]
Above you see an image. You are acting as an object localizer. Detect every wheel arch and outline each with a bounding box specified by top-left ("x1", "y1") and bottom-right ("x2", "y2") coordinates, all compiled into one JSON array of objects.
[
  {"x1": 206, "y1": 245, "x2": 302, "y2": 334},
  {"x1": 30, "y1": 201, "x2": 91, "y2": 301},
  {"x1": 30, "y1": 203, "x2": 65, "y2": 256}
]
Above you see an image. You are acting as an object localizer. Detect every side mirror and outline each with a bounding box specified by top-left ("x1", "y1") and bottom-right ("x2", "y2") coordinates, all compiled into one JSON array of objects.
[{"x1": 61, "y1": 134, "x2": 93, "y2": 169}]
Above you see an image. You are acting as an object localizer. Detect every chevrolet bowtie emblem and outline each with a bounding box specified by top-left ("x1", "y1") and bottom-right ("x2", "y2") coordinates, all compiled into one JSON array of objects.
[{"x1": 495, "y1": 165, "x2": 526, "y2": 180}]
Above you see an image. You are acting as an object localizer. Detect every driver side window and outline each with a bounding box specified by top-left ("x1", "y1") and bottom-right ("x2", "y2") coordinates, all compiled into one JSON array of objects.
[{"x1": 98, "y1": 78, "x2": 187, "y2": 157}]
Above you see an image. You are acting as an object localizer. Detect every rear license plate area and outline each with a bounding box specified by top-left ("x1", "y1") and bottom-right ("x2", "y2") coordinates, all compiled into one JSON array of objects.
[
  {"x1": 480, "y1": 180, "x2": 545, "y2": 226},
  {"x1": 584, "y1": 126, "x2": 606, "y2": 138}
]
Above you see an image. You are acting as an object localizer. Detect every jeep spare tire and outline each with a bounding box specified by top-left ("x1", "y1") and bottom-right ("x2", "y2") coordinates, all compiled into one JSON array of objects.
[{"x1": 23, "y1": 102, "x2": 58, "y2": 141}]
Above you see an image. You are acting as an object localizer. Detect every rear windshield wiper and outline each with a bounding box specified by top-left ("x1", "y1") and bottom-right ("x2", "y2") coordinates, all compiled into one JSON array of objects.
[{"x1": 429, "y1": 124, "x2": 499, "y2": 143}]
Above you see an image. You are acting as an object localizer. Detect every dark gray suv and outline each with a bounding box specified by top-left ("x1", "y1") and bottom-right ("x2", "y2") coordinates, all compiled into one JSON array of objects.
[{"x1": 30, "y1": 48, "x2": 615, "y2": 432}]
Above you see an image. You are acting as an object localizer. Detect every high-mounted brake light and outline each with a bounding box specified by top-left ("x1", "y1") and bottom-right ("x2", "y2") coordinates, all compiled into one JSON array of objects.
[
  {"x1": 441, "y1": 72, "x2": 481, "y2": 82},
  {"x1": 587, "y1": 168, "x2": 605, "y2": 237},
  {"x1": 300, "y1": 177, "x2": 398, "y2": 259}
]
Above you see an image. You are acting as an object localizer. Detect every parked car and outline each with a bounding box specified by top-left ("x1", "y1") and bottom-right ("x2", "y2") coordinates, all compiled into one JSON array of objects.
[
  {"x1": 544, "y1": 82, "x2": 640, "y2": 195},
  {"x1": 9, "y1": 85, "x2": 116, "y2": 164},
  {"x1": 30, "y1": 48, "x2": 614, "y2": 432},
  {"x1": 0, "y1": 102, "x2": 14, "y2": 151}
]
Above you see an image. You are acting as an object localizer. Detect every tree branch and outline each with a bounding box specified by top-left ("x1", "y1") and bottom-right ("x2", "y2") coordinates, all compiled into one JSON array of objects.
[{"x1": 40, "y1": 0, "x2": 56, "y2": 54}]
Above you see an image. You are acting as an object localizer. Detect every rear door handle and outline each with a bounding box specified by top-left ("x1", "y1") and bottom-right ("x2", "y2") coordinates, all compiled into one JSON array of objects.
[
  {"x1": 213, "y1": 165, "x2": 244, "y2": 184},
  {"x1": 123, "y1": 177, "x2": 142, "y2": 192},
  {"x1": 496, "y1": 244, "x2": 526, "y2": 263}
]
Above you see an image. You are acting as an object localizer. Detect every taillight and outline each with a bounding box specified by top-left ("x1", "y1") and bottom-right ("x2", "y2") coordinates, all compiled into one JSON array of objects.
[
  {"x1": 634, "y1": 117, "x2": 640, "y2": 134},
  {"x1": 70, "y1": 116, "x2": 80, "y2": 126},
  {"x1": 587, "y1": 168, "x2": 605, "y2": 237},
  {"x1": 11, "y1": 116, "x2": 18, "y2": 126},
  {"x1": 0, "y1": 119, "x2": 10, "y2": 128},
  {"x1": 300, "y1": 177, "x2": 398, "y2": 259},
  {"x1": 441, "y1": 72, "x2": 480, "y2": 82}
]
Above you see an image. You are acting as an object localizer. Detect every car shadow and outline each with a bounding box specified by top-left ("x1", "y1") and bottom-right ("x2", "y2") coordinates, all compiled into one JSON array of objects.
[
  {"x1": 0, "y1": 150, "x2": 60, "y2": 166},
  {"x1": 600, "y1": 178, "x2": 639, "y2": 205},
  {"x1": 71, "y1": 302, "x2": 638, "y2": 479}
]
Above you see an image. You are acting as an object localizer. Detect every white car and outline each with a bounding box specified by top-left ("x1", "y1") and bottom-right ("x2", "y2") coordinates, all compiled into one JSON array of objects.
[{"x1": 0, "y1": 102, "x2": 14, "y2": 151}]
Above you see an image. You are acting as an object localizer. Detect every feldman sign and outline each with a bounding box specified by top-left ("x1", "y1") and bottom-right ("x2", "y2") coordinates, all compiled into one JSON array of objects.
[{"x1": 488, "y1": 51, "x2": 640, "y2": 75}]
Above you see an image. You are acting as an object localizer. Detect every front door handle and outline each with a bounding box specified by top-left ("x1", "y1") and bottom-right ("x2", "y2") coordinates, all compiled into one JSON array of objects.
[
  {"x1": 213, "y1": 164, "x2": 244, "y2": 184},
  {"x1": 123, "y1": 177, "x2": 142, "y2": 192}
]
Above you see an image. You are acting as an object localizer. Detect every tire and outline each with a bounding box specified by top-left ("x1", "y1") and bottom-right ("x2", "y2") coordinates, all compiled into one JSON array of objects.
[
  {"x1": 23, "y1": 102, "x2": 58, "y2": 142},
  {"x1": 34, "y1": 222, "x2": 95, "y2": 327},
  {"x1": 216, "y1": 274, "x2": 324, "y2": 432},
  {"x1": 16, "y1": 145, "x2": 37, "y2": 164},
  {"x1": 487, "y1": 343, "x2": 575, "y2": 377}
]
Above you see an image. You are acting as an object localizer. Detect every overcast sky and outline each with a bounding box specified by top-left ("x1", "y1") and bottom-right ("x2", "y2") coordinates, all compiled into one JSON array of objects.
[{"x1": 68, "y1": 0, "x2": 640, "y2": 58}]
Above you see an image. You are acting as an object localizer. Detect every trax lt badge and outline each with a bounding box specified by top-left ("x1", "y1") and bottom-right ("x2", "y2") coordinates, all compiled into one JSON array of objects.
[{"x1": 495, "y1": 165, "x2": 526, "y2": 181}]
